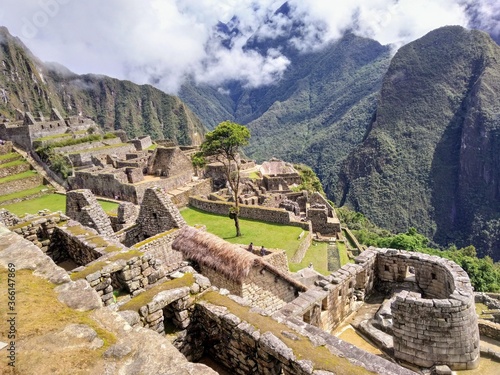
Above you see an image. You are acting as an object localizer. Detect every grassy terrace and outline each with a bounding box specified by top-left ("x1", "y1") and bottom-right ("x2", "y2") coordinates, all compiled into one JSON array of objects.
[
  {"x1": 0, "y1": 170, "x2": 37, "y2": 184},
  {"x1": 35, "y1": 130, "x2": 87, "y2": 141},
  {"x1": 67, "y1": 143, "x2": 130, "y2": 154},
  {"x1": 201, "y1": 292, "x2": 370, "y2": 375},
  {"x1": 180, "y1": 207, "x2": 333, "y2": 275},
  {"x1": 3, "y1": 194, "x2": 119, "y2": 216},
  {"x1": 289, "y1": 241, "x2": 329, "y2": 275},
  {"x1": 181, "y1": 207, "x2": 305, "y2": 255},
  {"x1": 0, "y1": 159, "x2": 28, "y2": 169},
  {"x1": 0, "y1": 185, "x2": 52, "y2": 204},
  {"x1": 0, "y1": 152, "x2": 21, "y2": 162}
]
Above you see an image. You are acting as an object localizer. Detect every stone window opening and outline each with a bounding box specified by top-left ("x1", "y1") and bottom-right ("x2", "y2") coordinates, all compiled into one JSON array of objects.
[
  {"x1": 384, "y1": 264, "x2": 390, "y2": 272},
  {"x1": 321, "y1": 297, "x2": 328, "y2": 311},
  {"x1": 110, "y1": 271, "x2": 129, "y2": 297},
  {"x1": 404, "y1": 266, "x2": 415, "y2": 282},
  {"x1": 431, "y1": 272, "x2": 437, "y2": 280}
]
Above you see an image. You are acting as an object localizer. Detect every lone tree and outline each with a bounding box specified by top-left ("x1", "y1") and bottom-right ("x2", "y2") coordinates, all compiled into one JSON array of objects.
[{"x1": 193, "y1": 121, "x2": 250, "y2": 237}]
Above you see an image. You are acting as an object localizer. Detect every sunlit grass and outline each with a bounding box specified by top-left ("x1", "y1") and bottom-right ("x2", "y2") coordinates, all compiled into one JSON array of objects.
[
  {"x1": 3, "y1": 194, "x2": 119, "y2": 217},
  {"x1": 181, "y1": 207, "x2": 306, "y2": 255},
  {"x1": 289, "y1": 241, "x2": 329, "y2": 275}
]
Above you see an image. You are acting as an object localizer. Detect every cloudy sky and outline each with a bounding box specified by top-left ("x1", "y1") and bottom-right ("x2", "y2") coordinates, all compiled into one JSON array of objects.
[{"x1": 0, "y1": 0, "x2": 498, "y2": 93}]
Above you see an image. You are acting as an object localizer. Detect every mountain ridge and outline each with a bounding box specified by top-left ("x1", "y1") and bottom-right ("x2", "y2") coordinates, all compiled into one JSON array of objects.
[{"x1": 0, "y1": 26, "x2": 205, "y2": 145}]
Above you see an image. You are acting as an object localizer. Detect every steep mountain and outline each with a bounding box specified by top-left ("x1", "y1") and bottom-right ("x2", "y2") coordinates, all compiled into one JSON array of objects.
[
  {"x1": 338, "y1": 26, "x2": 500, "y2": 259},
  {"x1": 0, "y1": 26, "x2": 204, "y2": 145},
  {"x1": 180, "y1": 22, "x2": 392, "y2": 197}
]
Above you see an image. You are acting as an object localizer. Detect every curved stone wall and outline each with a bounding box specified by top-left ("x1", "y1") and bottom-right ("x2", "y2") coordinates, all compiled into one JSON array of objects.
[{"x1": 378, "y1": 249, "x2": 479, "y2": 370}]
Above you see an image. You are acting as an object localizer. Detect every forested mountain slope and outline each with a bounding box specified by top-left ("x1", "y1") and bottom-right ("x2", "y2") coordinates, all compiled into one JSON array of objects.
[
  {"x1": 338, "y1": 26, "x2": 500, "y2": 259},
  {"x1": 0, "y1": 26, "x2": 204, "y2": 145}
]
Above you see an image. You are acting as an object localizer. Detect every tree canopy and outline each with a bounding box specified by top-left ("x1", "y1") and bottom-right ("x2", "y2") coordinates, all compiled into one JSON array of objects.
[{"x1": 194, "y1": 121, "x2": 250, "y2": 237}]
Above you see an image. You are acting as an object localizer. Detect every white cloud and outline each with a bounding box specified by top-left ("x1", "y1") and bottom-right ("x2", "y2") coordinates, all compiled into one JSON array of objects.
[{"x1": 0, "y1": 0, "x2": 497, "y2": 94}]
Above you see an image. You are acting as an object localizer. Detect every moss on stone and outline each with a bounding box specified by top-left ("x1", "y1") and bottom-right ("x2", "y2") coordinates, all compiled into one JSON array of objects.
[
  {"x1": 132, "y1": 228, "x2": 177, "y2": 249},
  {"x1": 8, "y1": 213, "x2": 61, "y2": 230},
  {"x1": 201, "y1": 291, "x2": 371, "y2": 375},
  {"x1": 119, "y1": 273, "x2": 195, "y2": 312},
  {"x1": 70, "y1": 250, "x2": 144, "y2": 281}
]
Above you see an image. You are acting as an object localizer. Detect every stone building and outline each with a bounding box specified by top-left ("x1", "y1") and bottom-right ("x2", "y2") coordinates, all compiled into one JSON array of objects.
[
  {"x1": 172, "y1": 226, "x2": 307, "y2": 313},
  {"x1": 260, "y1": 158, "x2": 301, "y2": 192}
]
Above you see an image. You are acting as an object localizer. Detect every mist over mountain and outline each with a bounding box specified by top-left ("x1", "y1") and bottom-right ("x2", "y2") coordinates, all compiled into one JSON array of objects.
[
  {"x1": 338, "y1": 26, "x2": 500, "y2": 260},
  {"x1": 0, "y1": 27, "x2": 204, "y2": 145}
]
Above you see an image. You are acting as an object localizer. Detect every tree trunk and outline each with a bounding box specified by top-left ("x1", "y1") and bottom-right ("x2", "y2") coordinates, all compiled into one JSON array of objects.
[{"x1": 234, "y1": 214, "x2": 241, "y2": 237}]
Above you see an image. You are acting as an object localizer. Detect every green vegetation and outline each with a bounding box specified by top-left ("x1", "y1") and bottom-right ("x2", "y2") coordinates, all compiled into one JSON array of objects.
[
  {"x1": 0, "y1": 169, "x2": 37, "y2": 184},
  {"x1": 181, "y1": 207, "x2": 305, "y2": 255},
  {"x1": 340, "y1": 207, "x2": 500, "y2": 292},
  {"x1": 194, "y1": 121, "x2": 251, "y2": 237},
  {"x1": 3, "y1": 194, "x2": 119, "y2": 216},
  {"x1": 0, "y1": 159, "x2": 28, "y2": 169},
  {"x1": 293, "y1": 163, "x2": 325, "y2": 195},
  {"x1": 0, "y1": 185, "x2": 52, "y2": 204},
  {"x1": 0, "y1": 152, "x2": 21, "y2": 162},
  {"x1": 337, "y1": 27, "x2": 500, "y2": 261},
  {"x1": 3, "y1": 193, "x2": 65, "y2": 215},
  {"x1": 337, "y1": 241, "x2": 350, "y2": 265},
  {"x1": 289, "y1": 241, "x2": 329, "y2": 275}
]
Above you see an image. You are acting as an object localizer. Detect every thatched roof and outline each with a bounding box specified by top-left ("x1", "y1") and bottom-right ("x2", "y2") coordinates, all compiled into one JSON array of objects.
[{"x1": 172, "y1": 226, "x2": 307, "y2": 291}]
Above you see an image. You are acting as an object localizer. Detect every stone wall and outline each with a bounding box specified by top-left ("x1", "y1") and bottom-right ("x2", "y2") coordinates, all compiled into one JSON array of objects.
[
  {"x1": 0, "y1": 161, "x2": 30, "y2": 178},
  {"x1": 168, "y1": 179, "x2": 212, "y2": 208},
  {"x1": 191, "y1": 300, "x2": 417, "y2": 375},
  {"x1": 147, "y1": 147, "x2": 193, "y2": 177},
  {"x1": 136, "y1": 287, "x2": 192, "y2": 333},
  {"x1": 263, "y1": 173, "x2": 301, "y2": 192},
  {"x1": 307, "y1": 206, "x2": 341, "y2": 236},
  {"x1": 132, "y1": 229, "x2": 184, "y2": 274},
  {"x1": 54, "y1": 137, "x2": 122, "y2": 154},
  {"x1": 377, "y1": 249, "x2": 479, "y2": 370},
  {"x1": 242, "y1": 267, "x2": 298, "y2": 313},
  {"x1": 69, "y1": 170, "x2": 138, "y2": 203},
  {"x1": 0, "y1": 173, "x2": 43, "y2": 195},
  {"x1": 262, "y1": 250, "x2": 289, "y2": 274},
  {"x1": 278, "y1": 248, "x2": 480, "y2": 369},
  {"x1": 199, "y1": 265, "x2": 243, "y2": 295},
  {"x1": 135, "y1": 187, "x2": 186, "y2": 239},
  {"x1": 130, "y1": 135, "x2": 152, "y2": 151},
  {"x1": 478, "y1": 319, "x2": 500, "y2": 341},
  {"x1": 190, "y1": 196, "x2": 291, "y2": 225},
  {"x1": 0, "y1": 123, "x2": 32, "y2": 149},
  {"x1": 66, "y1": 189, "x2": 116, "y2": 238},
  {"x1": 0, "y1": 209, "x2": 18, "y2": 227},
  {"x1": 7, "y1": 212, "x2": 66, "y2": 260},
  {"x1": 68, "y1": 143, "x2": 135, "y2": 167},
  {"x1": 73, "y1": 252, "x2": 166, "y2": 305},
  {"x1": 0, "y1": 140, "x2": 13, "y2": 154},
  {"x1": 49, "y1": 222, "x2": 127, "y2": 266}
]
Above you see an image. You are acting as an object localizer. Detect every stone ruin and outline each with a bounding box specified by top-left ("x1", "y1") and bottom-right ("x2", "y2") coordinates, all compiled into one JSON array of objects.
[
  {"x1": 66, "y1": 189, "x2": 116, "y2": 239},
  {"x1": 0, "y1": 182, "x2": 485, "y2": 373}
]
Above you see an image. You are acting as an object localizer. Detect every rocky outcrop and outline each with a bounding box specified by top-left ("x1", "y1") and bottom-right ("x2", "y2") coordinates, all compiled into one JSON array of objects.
[{"x1": 0, "y1": 225, "x2": 217, "y2": 375}]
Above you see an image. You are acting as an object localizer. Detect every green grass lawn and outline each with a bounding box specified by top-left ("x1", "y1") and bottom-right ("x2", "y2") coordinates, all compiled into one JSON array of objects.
[
  {"x1": 289, "y1": 241, "x2": 329, "y2": 275},
  {"x1": 3, "y1": 194, "x2": 119, "y2": 217},
  {"x1": 0, "y1": 152, "x2": 21, "y2": 162},
  {"x1": 0, "y1": 185, "x2": 52, "y2": 204},
  {"x1": 337, "y1": 240, "x2": 351, "y2": 265},
  {"x1": 0, "y1": 170, "x2": 38, "y2": 184},
  {"x1": 0, "y1": 159, "x2": 29, "y2": 169},
  {"x1": 181, "y1": 207, "x2": 306, "y2": 254}
]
